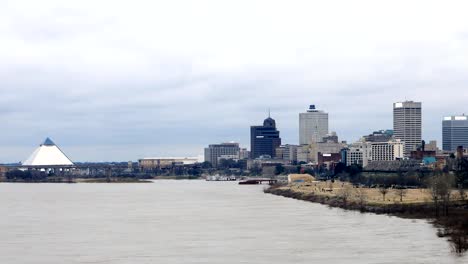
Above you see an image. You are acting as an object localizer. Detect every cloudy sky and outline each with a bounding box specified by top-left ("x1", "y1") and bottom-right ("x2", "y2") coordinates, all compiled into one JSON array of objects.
[{"x1": 1, "y1": 0, "x2": 468, "y2": 162}]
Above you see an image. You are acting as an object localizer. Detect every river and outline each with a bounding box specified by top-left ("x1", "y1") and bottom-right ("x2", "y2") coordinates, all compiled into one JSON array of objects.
[{"x1": 0, "y1": 180, "x2": 466, "y2": 264}]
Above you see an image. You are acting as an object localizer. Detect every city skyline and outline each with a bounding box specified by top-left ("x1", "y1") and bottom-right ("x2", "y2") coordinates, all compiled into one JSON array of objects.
[
  {"x1": 1, "y1": 1, "x2": 468, "y2": 162},
  {"x1": 1, "y1": 102, "x2": 466, "y2": 163}
]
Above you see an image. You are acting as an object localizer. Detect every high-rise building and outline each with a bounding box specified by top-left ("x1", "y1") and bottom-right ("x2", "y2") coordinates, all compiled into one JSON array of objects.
[
  {"x1": 299, "y1": 105, "x2": 329, "y2": 145},
  {"x1": 250, "y1": 115, "x2": 281, "y2": 159},
  {"x1": 393, "y1": 101, "x2": 422, "y2": 157},
  {"x1": 204, "y1": 142, "x2": 240, "y2": 168},
  {"x1": 442, "y1": 115, "x2": 468, "y2": 152}
]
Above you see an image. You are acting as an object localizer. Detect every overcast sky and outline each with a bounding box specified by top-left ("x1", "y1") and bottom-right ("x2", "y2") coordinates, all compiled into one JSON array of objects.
[{"x1": 1, "y1": 0, "x2": 468, "y2": 162}]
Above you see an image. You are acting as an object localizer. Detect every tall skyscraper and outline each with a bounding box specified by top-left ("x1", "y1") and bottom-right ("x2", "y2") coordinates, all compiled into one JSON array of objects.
[
  {"x1": 442, "y1": 115, "x2": 468, "y2": 152},
  {"x1": 250, "y1": 115, "x2": 281, "y2": 159},
  {"x1": 393, "y1": 101, "x2": 422, "y2": 156},
  {"x1": 299, "y1": 105, "x2": 328, "y2": 145},
  {"x1": 204, "y1": 142, "x2": 241, "y2": 168}
]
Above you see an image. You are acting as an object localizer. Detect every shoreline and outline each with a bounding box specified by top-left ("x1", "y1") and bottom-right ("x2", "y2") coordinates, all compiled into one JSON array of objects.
[
  {"x1": 1, "y1": 178, "x2": 152, "y2": 183},
  {"x1": 264, "y1": 184, "x2": 468, "y2": 254}
]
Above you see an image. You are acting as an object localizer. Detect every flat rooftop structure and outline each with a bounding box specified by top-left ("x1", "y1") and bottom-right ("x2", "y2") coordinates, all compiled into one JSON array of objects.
[
  {"x1": 140, "y1": 157, "x2": 198, "y2": 162},
  {"x1": 139, "y1": 157, "x2": 199, "y2": 168}
]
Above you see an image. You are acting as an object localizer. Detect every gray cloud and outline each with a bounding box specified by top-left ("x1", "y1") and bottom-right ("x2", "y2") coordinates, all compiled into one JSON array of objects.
[{"x1": 1, "y1": 0, "x2": 468, "y2": 162}]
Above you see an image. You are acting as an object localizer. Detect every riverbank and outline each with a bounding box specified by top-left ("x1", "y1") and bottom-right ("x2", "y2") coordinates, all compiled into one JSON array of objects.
[
  {"x1": 74, "y1": 178, "x2": 152, "y2": 183},
  {"x1": 265, "y1": 182, "x2": 468, "y2": 254},
  {"x1": 2, "y1": 177, "x2": 152, "y2": 183}
]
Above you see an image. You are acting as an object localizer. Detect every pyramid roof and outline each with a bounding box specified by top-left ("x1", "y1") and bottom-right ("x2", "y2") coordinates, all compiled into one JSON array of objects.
[{"x1": 22, "y1": 138, "x2": 74, "y2": 166}]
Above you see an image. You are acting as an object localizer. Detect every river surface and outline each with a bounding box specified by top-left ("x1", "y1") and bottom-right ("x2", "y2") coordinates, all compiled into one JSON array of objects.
[{"x1": 0, "y1": 180, "x2": 466, "y2": 264}]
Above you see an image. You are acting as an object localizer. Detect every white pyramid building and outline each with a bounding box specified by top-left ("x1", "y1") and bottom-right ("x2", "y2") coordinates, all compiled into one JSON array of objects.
[{"x1": 22, "y1": 138, "x2": 74, "y2": 166}]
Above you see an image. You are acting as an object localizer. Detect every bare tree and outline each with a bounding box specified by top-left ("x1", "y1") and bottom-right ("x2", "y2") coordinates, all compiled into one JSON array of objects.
[
  {"x1": 428, "y1": 172, "x2": 455, "y2": 217},
  {"x1": 395, "y1": 188, "x2": 407, "y2": 202},
  {"x1": 458, "y1": 184, "x2": 466, "y2": 201},
  {"x1": 355, "y1": 187, "x2": 367, "y2": 210},
  {"x1": 428, "y1": 176, "x2": 441, "y2": 217},
  {"x1": 379, "y1": 186, "x2": 389, "y2": 202},
  {"x1": 338, "y1": 184, "x2": 353, "y2": 208}
]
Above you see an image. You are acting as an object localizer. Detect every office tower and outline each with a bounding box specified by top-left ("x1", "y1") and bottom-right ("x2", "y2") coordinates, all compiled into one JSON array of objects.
[
  {"x1": 393, "y1": 101, "x2": 422, "y2": 156},
  {"x1": 204, "y1": 142, "x2": 240, "y2": 168},
  {"x1": 442, "y1": 115, "x2": 468, "y2": 152},
  {"x1": 299, "y1": 105, "x2": 329, "y2": 145},
  {"x1": 250, "y1": 115, "x2": 281, "y2": 159}
]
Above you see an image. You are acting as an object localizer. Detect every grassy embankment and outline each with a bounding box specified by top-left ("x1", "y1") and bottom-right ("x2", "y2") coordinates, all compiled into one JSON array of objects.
[{"x1": 265, "y1": 181, "x2": 468, "y2": 254}]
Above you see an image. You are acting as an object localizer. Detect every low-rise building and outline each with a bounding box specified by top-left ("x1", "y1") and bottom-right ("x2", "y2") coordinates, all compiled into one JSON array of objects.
[
  {"x1": 425, "y1": 140, "x2": 438, "y2": 152},
  {"x1": 309, "y1": 140, "x2": 346, "y2": 164},
  {"x1": 139, "y1": 157, "x2": 198, "y2": 170},
  {"x1": 275, "y1": 144, "x2": 298, "y2": 163},
  {"x1": 343, "y1": 139, "x2": 404, "y2": 168},
  {"x1": 371, "y1": 139, "x2": 404, "y2": 161},
  {"x1": 363, "y1": 130, "x2": 394, "y2": 142},
  {"x1": 239, "y1": 148, "x2": 250, "y2": 159},
  {"x1": 204, "y1": 142, "x2": 241, "y2": 168},
  {"x1": 0, "y1": 166, "x2": 10, "y2": 181},
  {"x1": 297, "y1": 144, "x2": 311, "y2": 163},
  {"x1": 246, "y1": 156, "x2": 289, "y2": 170},
  {"x1": 342, "y1": 141, "x2": 372, "y2": 167},
  {"x1": 317, "y1": 152, "x2": 342, "y2": 170},
  {"x1": 205, "y1": 142, "x2": 241, "y2": 168}
]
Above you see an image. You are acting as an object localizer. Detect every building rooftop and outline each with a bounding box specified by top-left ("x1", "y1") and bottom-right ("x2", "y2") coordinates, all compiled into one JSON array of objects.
[{"x1": 443, "y1": 115, "x2": 467, "y2": 121}]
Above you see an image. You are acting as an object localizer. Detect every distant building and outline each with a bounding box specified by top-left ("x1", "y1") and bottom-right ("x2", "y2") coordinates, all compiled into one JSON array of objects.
[
  {"x1": 317, "y1": 152, "x2": 342, "y2": 169},
  {"x1": 299, "y1": 105, "x2": 329, "y2": 145},
  {"x1": 442, "y1": 115, "x2": 468, "y2": 152},
  {"x1": 343, "y1": 139, "x2": 404, "y2": 168},
  {"x1": 275, "y1": 146, "x2": 285, "y2": 160},
  {"x1": 296, "y1": 145, "x2": 311, "y2": 163},
  {"x1": 0, "y1": 166, "x2": 10, "y2": 181},
  {"x1": 139, "y1": 157, "x2": 198, "y2": 170},
  {"x1": 322, "y1": 132, "x2": 338, "y2": 143},
  {"x1": 21, "y1": 138, "x2": 75, "y2": 175},
  {"x1": 250, "y1": 115, "x2": 281, "y2": 159},
  {"x1": 204, "y1": 142, "x2": 240, "y2": 167},
  {"x1": 23, "y1": 138, "x2": 74, "y2": 167},
  {"x1": 425, "y1": 140, "x2": 438, "y2": 152},
  {"x1": 275, "y1": 144, "x2": 298, "y2": 163},
  {"x1": 309, "y1": 135, "x2": 346, "y2": 164},
  {"x1": 342, "y1": 141, "x2": 372, "y2": 167},
  {"x1": 247, "y1": 155, "x2": 289, "y2": 172},
  {"x1": 366, "y1": 160, "x2": 422, "y2": 172},
  {"x1": 410, "y1": 150, "x2": 436, "y2": 160},
  {"x1": 363, "y1": 130, "x2": 394, "y2": 142},
  {"x1": 283, "y1": 144, "x2": 298, "y2": 163},
  {"x1": 371, "y1": 139, "x2": 405, "y2": 161},
  {"x1": 239, "y1": 148, "x2": 250, "y2": 159},
  {"x1": 393, "y1": 101, "x2": 422, "y2": 157}
]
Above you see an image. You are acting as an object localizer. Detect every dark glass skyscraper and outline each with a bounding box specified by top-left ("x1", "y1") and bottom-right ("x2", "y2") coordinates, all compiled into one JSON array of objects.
[
  {"x1": 250, "y1": 116, "x2": 281, "y2": 159},
  {"x1": 442, "y1": 115, "x2": 468, "y2": 152}
]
